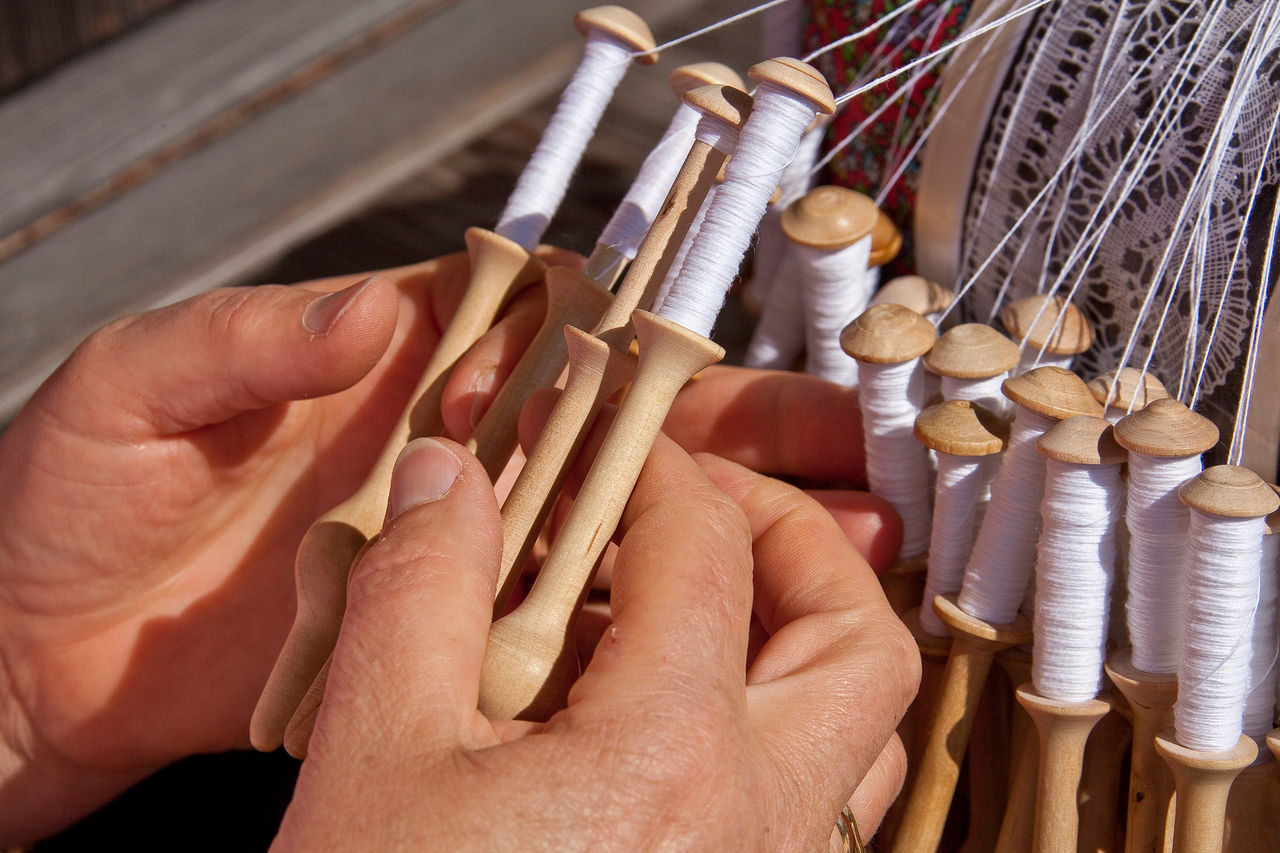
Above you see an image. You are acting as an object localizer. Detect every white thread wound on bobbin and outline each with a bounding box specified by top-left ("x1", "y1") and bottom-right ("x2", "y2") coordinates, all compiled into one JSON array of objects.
[
  {"x1": 1175, "y1": 513, "x2": 1266, "y2": 752},
  {"x1": 596, "y1": 101, "x2": 701, "y2": 260},
  {"x1": 742, "y1": 249, "x2": 806, "y2": 368},
  {"x1": 496, "y1": 34, "x2": 634, "y2": 250},
  {"x1": 1015, "y1": 349, "x2": 1075, "y2": 376},
  {"x1": 1125, "y1": 452, "x2": 1203, "y2": 675},
  {"x1": 661, "y1": 83, "x2": 818, "y2": 337},
  {"x1": 859, "y1": 359, "x2": 933, "y2": 558},
  {"x1": 920, "y1": 453, "x2": 986, "y2": 636},
  {"x1": 941, "y1": 373, "x2": 1009, "y2": 417},
  {"x1": 1244, "y1": 526, "x2": 1278, "y2": 736},
  {"x1": 797, "y1": 237, "x2": 873, "y2": 385},
  {"x1": 958, "y1": 407, "x2": 1058, "y2": 624},
  {"x1": 1032, "y1": 459, "x2": 1122, "y2": 702}
]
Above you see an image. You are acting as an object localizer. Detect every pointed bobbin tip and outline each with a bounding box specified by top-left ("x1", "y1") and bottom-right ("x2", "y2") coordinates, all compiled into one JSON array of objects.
[
  {"x1": 1002, "y1": 365, "x2": 1103, "y2": 420},
  {"x1": 1087, "y1": 367, "x2": 1170, "y2": 411},
  {"x1": 1038, "y1": 415, "x2": 1126, "y2": 465},
  {"x1": 575, "y1": 6, "x2": 658, "y2": 62},
  {"x1": 781, "y1": 186, "x2": 879, "y2": 249},
  {"x1": 840, "y1": 303, "x2": 937, "y2": 364},
  {"x1": 1179, "y1": 464, "x2": 1280, "y2": 518},
  {"x1": 915, "y1": 399, "x2": 1009, "y2": 457},
  {"x1": 870, "y1": 275, "x2": 954, "y2": 316},
  {"x1": 1000, "y1": 294, "x2": 1094, "y2": 355},
  {"x1": 748, "y1": 57, "x2": 836, "y2": 114},
  {"x1": 924, "y1": 323, "x2": 1020, "y2": 379},
  {"x1": 670, "y1": 61, "x2": 744, "y2": 94},
  {"x1": 1113, "y1": 398, "x2": 1218, "y2": 457},
  {"x1": 682, "y1": 83, "x2": 753, "y2": 128}
]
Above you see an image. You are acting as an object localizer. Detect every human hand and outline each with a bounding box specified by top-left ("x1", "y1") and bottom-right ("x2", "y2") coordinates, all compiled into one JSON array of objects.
[
  {"x1": 0, "y1": 252, "x2": 560, "y2": 844},
  {"x1": 275, "y1": 432, "x2": 918, "y2": 850}
]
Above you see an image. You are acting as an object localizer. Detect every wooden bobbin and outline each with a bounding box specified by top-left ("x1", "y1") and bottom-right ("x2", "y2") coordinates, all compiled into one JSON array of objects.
[
  {"x1": 583, "y1": 61, "x2": 744, "y2": 285},
  {"x1": 868, "y1": 209, "x2": 903, "y2": 268},
  {"x1": 573, "y1": 5, "x2": 658, "y2": 59},
  {"x1": 994, "y1": 646, "x2": 1037, "y2": 853},
  {"x1": 1077, "y1": 701, "x2": 1133, "y2": 853},
  {"x1": 781, "y1": 185, "x2": 879, "y2": 250},
  {"x1": 479, "y1": 311, "x2": 723, "y2": 721},
  {"x1": 1113, "y1": 397, "x2": 1219, "y2": 457},
  {"x1": 1087, "y1": 366, "x2": 1170, "y2": 419},
  {"x1": 891, "y1": 594, "x2": 1032, "y2": 853},
  {"x1": 925, "y1": 323, "x2": 1021, "y2": 383},
  {"x1": 749, "y1": 56, "x2": 837, "y2": 116},
  {"x1": 1000, "y1": 294, "x2": 1094, "y2": 371},
  {"x1": 1222, "y1": 748, "x2": 1280, "y2": 853},
  {"x1": 869, "y1": 274, "x2": 955, "y2": 318},
  {"x1": 1155, "y1": 734, "x2": 1258, "y2": 853},
  {"x1": 467, "y1": 266, "x2": 614, "y2": 480},
  {"x1": 1106, "y1": 649, "x2": 1180, "y2": 853},
  {"x1": 1001, "y1": 364, "x2": 1104, "y2": 421},
  {"x1": 249, "y1": 227, "x2": 544, "y2": 752}
]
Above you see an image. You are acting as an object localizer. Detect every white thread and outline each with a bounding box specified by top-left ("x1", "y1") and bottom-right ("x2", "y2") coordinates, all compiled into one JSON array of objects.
[
  {"x1": 595, "y1": 102, "x2": 702, "y2": 261},
  {"x1": 1032, "y1": 458, "x2": 1122, "y2": 702},
  {"x1": 859, "y1": 359, "x2": 933, "y2": 558},
  {"x1": 495, "y1": 34, "x2": 634, "y2": 250},
  {"x1": 1175, "y1": 512, "x2": 1266, "y2": 752},
  {"x1": 1244, "y1": 526, "x2": 1278, "y2": 737},
  {"x1": 797, "y1": 237, "x2": 873, "y2": 385},
  {"x1": 1125, "y1": 452, "x2": 1203, "y2": 675},
  {"x1": 940, "y1": 373, "x2": 1009, "y2": 417},
  {"x1": 958, "y1": 406, "x2": 1057, "y2": 624},
  {"x1": 920, "y1": 453, "x2": 986, "y2": 636},
  {"x1": 661, "y1": 81, "x2": 821, "y2": 337},
  {"x1": 742, "y1": 248, "x2": 806, "y2": 369}
]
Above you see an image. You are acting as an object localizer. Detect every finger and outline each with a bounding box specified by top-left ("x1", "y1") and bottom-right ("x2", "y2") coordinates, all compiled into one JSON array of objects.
[
  {"x1": 312, "y1": 438, "x2": 502, "y2": 756},
  {"x1": 51, "y1": 276, "x2": 399, "y2": 438},
  {"x1": 848, "y1": 734, "x2": 907, "y2": 838},
  {"x1": 568, "y1": 434, "x2": 755, "y2": 716},
  {"x1": 804, "y1": 489, "x2": 902, "y2": 575},
  {"x1": 665, "y1": 366, "x2": 865, "y2": 486},
  {"x1": 696, "y1": 456, "x2": 919, "y2": 816}
]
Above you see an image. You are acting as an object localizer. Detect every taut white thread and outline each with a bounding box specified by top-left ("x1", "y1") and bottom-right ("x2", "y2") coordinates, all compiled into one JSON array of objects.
[
  {"x1": 496, "y1": 34, "x2": 635, "y2": 250},
  {"x1": 1176, "y1": 512, "x2": 1266, "y2": 752},
  {"x1": 798, "y1": 237, "x2": 873, "y2": 385},
  {"x1": 661, "y1": 80, "x2": 821, "y2": 337},
  {"x1": 1125, "y1": 452, "x2": 1203, "y2": 675},
  {"x1": 958, "y1": 406, "x2": 1057, "y2": 624},
  {"x1": 921, "y1": 453, "x2": 987, "y2": 636},
  {"x1": 1032, "y1": 459, "x2": 1123, "y2": 702},
  {"x1": 859, "y1": 359, "x2": 933, "y2": 558},
  {"x1": 595, "y1": 102, "x2": 702, "y2": 262},
  {"x1": 1244, "y1": 524, "x2": 1278, "y2": 737}
]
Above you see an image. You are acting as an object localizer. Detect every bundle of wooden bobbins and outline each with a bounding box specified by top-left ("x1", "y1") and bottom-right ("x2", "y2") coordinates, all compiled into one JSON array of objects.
[{"x1": 236, "y1": 3, "x2": 1279, "y2": 851}]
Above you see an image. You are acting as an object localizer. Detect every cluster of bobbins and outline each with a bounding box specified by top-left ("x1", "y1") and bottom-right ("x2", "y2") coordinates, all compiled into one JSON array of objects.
[
  {"x1": 225, "y1": 3, "x2": 1280, "y2": 851},
  {"x1": 819, "y1": 273, "x2": 1280, "y2": 852}
]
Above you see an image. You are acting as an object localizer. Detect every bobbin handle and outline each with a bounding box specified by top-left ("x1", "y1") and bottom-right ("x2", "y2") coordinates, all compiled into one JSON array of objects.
[
  {"x1": 1155, "y1": 733, "x2": 1257, "y2": 853},
  {"x1": 479, "y1": 311, "x2": 724, "y2": 721},
  {"x1": 1105, "y1": 650, "x2": 1178, "y2": 853}
]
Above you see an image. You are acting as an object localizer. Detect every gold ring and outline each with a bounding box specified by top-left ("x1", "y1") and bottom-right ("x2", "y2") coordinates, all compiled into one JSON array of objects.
[{"x1": 836, "y1": 805, "x2": 867, "y2": 853}]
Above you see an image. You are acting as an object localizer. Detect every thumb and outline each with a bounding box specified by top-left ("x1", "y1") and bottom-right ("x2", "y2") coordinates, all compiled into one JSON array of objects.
[
  {"x1": 42, "y1": 275, "x2": 398, "y2": 437},
  {"x1": 313, "y1": 438, "x2": 503, "y2": 756}
]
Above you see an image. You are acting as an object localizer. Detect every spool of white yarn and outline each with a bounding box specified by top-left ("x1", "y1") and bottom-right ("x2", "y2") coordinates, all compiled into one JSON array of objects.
[
  {"x1": 914, "y1": 401, "x2": 1008, "y2": 636},
  {"x1": 925, "y1": 323, "x2": 1021, "y2": 417},
  {"x1": 496, "y1": 9, "x2": 657, "y2": 251},
  {"x1": 661, "y1": 59, "x2": 835, "y2": 338},
  {"x1": 1245, "y1": 500, "x2": 1279, "y2": 737},
  {"x1": 957, "y1": 367, "x2": 1103, "y2": 625},
  {"x1": 740, "y1": 246, "x2": 805, "y2": 367},
  {"x1": 1175, "y1": 466, "x2": 1279, "y2": 752},
  {"x1": 841, "y1": 304, "x2": 939, "y2": 559},
  {"x1": 1113, "y1": 399, "x2": 1219, "y2": 675},
  {"x1": 1031, "y1": 417, "x2": 1126, "y2": 703}
]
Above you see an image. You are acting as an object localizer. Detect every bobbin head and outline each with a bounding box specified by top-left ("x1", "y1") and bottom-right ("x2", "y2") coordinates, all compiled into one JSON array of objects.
[
  {"x1": 1000, "y1": 294, "x2": 1094, "y2": 355},
  {"x1": 840, "y1": 303, "x2": 937, "y2": 364},
  {"x1": 915, "y1": 399, "x2": 1009, "y2": 457},
  {"x1": 869, "y1": 275, "x2": 954, "y2": 316},
  {"x1": 1179, "y1": 464, "x2": 1280, "y2": 518},
  {"x1": 747, "y1": 58, "x2": 837, "y2": 115},
  {"x1": 669, "y1": 61, "x2": 744, "y2": 95},
  {"x1": 1113, "y1": 398, "x2": 1219, "y2": 457},
  {"x1": 924, "y1": 323, "x2": 1020, "y2": 379},
  {"x1": 1087, "y1": 367, "x2": 1170, "y2": 412},
  {"x1": 780, "y1": 186, "x2": 878, "y2": 249},
  {"x1": 682, "y1": 84, "x2": 753, "y2": 129},
  {"x1": 868, "y1": 211, "x2": 903, "y2": 267},
  {"x1": 574, "y1": 6, "x2": 658, "y2": 62},
  {"x1": 1038, "y1": 416, "x2": 1126, "y2": 465},
  {"x1": 1002, "y1": 365, "x2": 1104, "y2": 419}
]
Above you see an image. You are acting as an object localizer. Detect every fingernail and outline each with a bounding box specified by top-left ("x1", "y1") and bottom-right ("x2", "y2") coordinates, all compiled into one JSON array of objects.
[
  {"x1": 390, "y1": 438, "x2": 461, "y2": 518},
  {"x1": 469, "y1": 366, "x2": 498, "y2": 428},
  {"x1": 302, "y1": 276, "x2": 376, "y2": 335}
]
